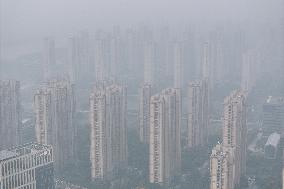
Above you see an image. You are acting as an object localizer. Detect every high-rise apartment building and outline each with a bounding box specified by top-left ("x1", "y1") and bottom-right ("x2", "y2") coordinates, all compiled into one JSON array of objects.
[
  {"x1": 0, "y1": 80, "x2": 21, "y2": 150},
  {"x1": 210, "y1": 144, "x2": 235, "y2": 189},
  {"x1": 68, "y1": 36, "x2": 80, "y2": 83},
  {"x1": 139, "y1": 40, "x2": 155, "y2": 143},
  {"x1": 68, "y1": 32, "x2": 91, "y2": 83},
  {"x1": 109, "y1": 29, "x2": 122, "y2": 78},
  {"x1": 94, "y1": 38, "x2": 107, "y2": 81},
  {"x1": 222, "y1": 90, "x2": 247, "y2": 186},
  {"x1": 34, "y1": 79, "x2": 76, "y2": 171},
  {"x1": 0, "y1": 143, "x2": 54, "y2": 189},
  {"x1": 149, "y1": 88, "x2": 181, "y2": 184},
  {"x1": 139, "y1": 83, "x2": 152, "y2": 143},
  {"x1": 187, "y1": 79, "x2": 209, "y2": 148},
  {"x1": 202, "y1": 42, "x2": 210, "y2": 80},
  {"x1": 90, "y1": 83, "x2": 127, "y2": 180}
]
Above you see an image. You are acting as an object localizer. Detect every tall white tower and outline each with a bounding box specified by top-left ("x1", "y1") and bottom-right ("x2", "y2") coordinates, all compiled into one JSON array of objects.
[
  {"x1": 222, "y1": 90, "x2": 247, "y2": 186},
  {"x1": 149, "y1": 88, "x2": 181, "y2": 184},
  {"x1": 90, "y1": 83, "x2": 128, "y2": 180}
]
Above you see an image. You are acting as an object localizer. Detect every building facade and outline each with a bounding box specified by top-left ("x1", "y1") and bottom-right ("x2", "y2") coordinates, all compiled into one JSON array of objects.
[
  {"x1": 143, "y1": 41, "x2": 155, "y2": 85},
  {"x1": 139, "y1": 83, "x2": 152, "y2": 143},
  {"x1": 187, "y1": 79, "x2": 209, "y2": 148},
  {"x1": 222, "y1": 90, "x2": 247, "y2": 187},
  {"x1": 0, "y1": 143, "x2": 54, "y2": 189},
  {"x1": 210, "y1": 144, "x2": 235, "y2": 189},
  {"x1": 0, "y1": 80, "x2": 21, "y2": 150},
  {"x1": 90, "y1": 83, "x2": 127, "y2": 180},
  {"x1": 149, "y1": 88, "x2": 181, "y2": 184},
  {"x1": 34, "y1": 79, "x2": 76, "y2": 171}
]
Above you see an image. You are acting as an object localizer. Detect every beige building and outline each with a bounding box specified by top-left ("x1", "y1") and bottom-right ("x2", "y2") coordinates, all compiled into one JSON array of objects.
[
  {"x1": 139, "y1": 83, "x2": 152, "y2": 143},
  {"x1": 187, "y1": 79, "x2": 209, "y2": 148},
  {"x1": 149, "y1": 88, "x2": 181, "y2": 184},
  {"x1": 34, "y1": 79, "x2": 76, "y2": 171},
  {"x1": 0, "y1": 80, "x2": 21, "y2": 150},
  {"x1": 210, "y1": 144, "x2": 235, "y2": 189},
  {"x1": 222, "y1": 90, "x2": 247, "y2": 186},
  {"x1": 90, "y1": 83, "x2": 127, "y2": 180}
]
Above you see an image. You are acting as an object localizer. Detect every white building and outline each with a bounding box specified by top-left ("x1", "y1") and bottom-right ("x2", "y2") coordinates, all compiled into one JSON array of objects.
[
  {"x1": 90, "y1": 83, "x2": 127, "y2": 180},
  {"x1": 222, "y1": 90, "x2": 247, "y2": 186},
  {"x1": 149, "y1": 88, "x2": 181, "y2": 184},
  {"x1": 210, "y1": 144, "x2": 235, "y2": 189},
  {"x1": 139, "y1": 83, "x2": 152, "y2": 143}
]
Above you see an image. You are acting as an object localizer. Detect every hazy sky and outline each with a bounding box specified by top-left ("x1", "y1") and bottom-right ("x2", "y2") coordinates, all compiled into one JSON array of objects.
[{"x1": 0, "y1": 0, "x2": 282, "y2": 44}]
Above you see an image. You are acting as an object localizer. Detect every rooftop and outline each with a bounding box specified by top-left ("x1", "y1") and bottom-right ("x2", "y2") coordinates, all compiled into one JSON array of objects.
[
  {"x1": 0, "y1": 143, "x2": 52, "y2": 163},
  {"x1": 0, "y1": 150, "x2": 18, "y2": 162}
]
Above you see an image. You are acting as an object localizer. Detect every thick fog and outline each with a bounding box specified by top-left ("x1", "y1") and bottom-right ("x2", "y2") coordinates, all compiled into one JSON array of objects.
[
  {"x1": 1, "y1": 0, "x2": 283, "y2": 44},
  {"x1": 0, "y1": 0, "x2": 284, "y2": 188}
]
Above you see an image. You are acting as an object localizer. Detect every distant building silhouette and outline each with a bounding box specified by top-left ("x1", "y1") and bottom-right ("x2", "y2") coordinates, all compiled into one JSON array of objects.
[
  {"x1": 187, "y1": 79, "x2": 209, "y2": 148},
  {"x1": 0, "y1": 80, "x2": 21, "y2": 150}
]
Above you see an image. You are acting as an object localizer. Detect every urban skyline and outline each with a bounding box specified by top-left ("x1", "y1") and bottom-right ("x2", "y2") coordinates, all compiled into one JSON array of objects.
[{"x1": 0, "y1": 0, "x2": 283, "y2": 188}]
